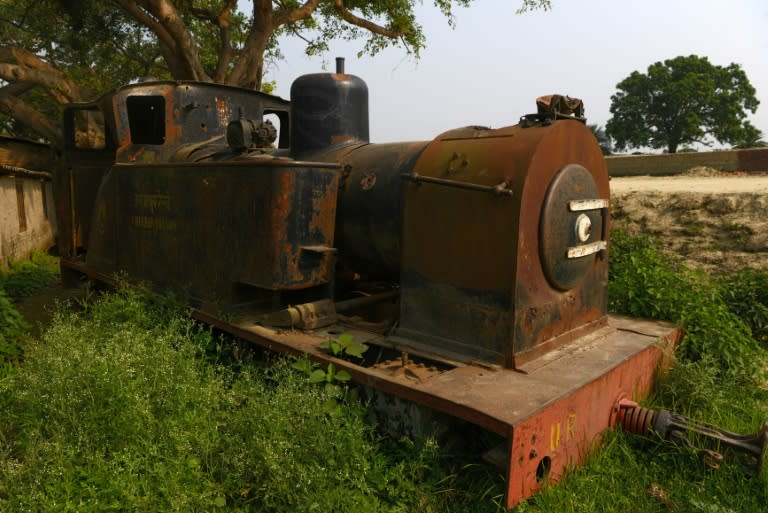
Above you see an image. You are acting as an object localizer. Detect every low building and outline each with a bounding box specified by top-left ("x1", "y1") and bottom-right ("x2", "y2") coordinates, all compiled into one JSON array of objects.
[{"x1": 0, "y1": 136, "x2": 57, "y2": 266}]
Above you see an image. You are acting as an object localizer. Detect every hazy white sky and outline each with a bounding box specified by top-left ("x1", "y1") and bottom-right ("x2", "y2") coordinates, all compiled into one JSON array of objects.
[{"x1": 261, "y1": 0, "x2": 768, "y2": 148}]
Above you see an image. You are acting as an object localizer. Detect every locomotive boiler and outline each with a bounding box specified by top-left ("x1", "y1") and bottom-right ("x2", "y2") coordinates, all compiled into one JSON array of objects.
[{"x1": 56, "y1": 59, "x2": 688, "y2": 507}]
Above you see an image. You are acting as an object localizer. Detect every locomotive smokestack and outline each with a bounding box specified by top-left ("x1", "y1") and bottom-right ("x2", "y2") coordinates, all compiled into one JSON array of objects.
[{"x1": 291, "y1": 56, "x2": 368, "y2": 155}]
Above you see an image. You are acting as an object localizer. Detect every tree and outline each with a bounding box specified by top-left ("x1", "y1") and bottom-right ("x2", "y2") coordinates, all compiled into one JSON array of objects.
[
  {"x1": 732, "y1": 122, "x2": 767, "y2": 149},
  {"x1": 606, "y1": 55, "x2": 759, "y2": 154},
  {"x1": 587, "y1": 123, "x2": 612, "y2": 155},
  {"x1": 0, "y1": 0, "x2": 551, "y2": 147}
]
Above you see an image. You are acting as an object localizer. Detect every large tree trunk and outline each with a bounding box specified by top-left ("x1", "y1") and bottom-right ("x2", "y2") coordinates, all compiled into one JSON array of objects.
[
  {"x1": 115, "y1": 0, "x2": 212, "y2": 81},
  {"x1": 227, "y1": 0, "x2": 274, "y2": 90}
]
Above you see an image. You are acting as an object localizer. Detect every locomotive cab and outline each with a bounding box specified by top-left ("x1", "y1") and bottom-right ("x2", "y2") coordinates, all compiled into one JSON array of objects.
[{"x1": 58, "y1": 81, "x2": 291, "y2": 260}]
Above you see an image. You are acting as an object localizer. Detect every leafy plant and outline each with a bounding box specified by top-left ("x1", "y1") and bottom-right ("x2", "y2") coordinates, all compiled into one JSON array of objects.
[
  {"x1": 0, "y1": 289, "x2": 445, "y2": 512},
  {"x1": 608, "y1": 229, "x2": 761, "y2": 379},
  {"x1": 717, "y1": 268, "x2": 768, "y2": 345},
  {"x1": 0, "y1": 250, "x2": 59, "y2": 299},
  {"x1": 0, "y1": 288, "x2": 29, "y2": 375},
  {"x1": 319, "y1": 332, "x2": 369, "y2": 359}
]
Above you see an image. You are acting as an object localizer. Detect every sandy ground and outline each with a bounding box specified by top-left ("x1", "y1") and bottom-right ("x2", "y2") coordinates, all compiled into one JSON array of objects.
[
  {"x1": 610, "y1": 174, "x2": 768, "y2": 194},
  {"x1": 609, "y1": 169, "x2": 767, "y2": 272}
]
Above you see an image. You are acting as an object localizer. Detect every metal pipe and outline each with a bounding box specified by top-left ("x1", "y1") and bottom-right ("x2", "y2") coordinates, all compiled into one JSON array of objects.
[
  {"x1": 335, "y1": 289, "x2": 398, "y2": 313},
  {"x1": 617, "y1": 401, "x2": 768, "y2": 473},
  {"x1": 0, "y1": 164, "x2": 53, "y2": 181},
  {"x1": 401, "y1": 172, "x2": 514, "y2": 196},
  {"x1": 336, "y1": 57, "x2": 345, "y2": 74}
]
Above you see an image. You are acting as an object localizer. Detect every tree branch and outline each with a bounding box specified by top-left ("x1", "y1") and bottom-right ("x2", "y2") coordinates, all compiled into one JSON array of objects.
[
  {"x1": 0, "y1": 84, "x2": 62, "y2": 146},
  {"x1": 114, "y1": 0, "x2": 211, "y2": 81},
  {"x1": 189, "y1": 0, "x2": 238, "y2": 82},
  {"x1": 113, "y1": 0, "x2": 176, "y2": 52},
  {"x1": 330, "y1": 0, "x2": 408, "y2": 38},
  {"x1": 226, "y1": 0, "x2": 274, "y2": 88},
  {"x1": 0, "y1": 47, "x2": 82, "y2": 103},
  {"x1": 274, "y1": 0, "x2": 324, "y2": 26}
]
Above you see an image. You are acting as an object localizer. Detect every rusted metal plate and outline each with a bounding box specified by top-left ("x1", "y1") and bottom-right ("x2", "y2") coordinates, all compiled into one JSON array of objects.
[
  {"x1": 105, "y1": 81, "x2": 290, "y2": 163},
  {"x1": 83, "y1": 158, "x2": 340, "y2": 307},
  {"x1": 397, "y1": 121, "x2": 610, "y2": 368},
  {"x1": 539, "y1": 164, "x2": 606, "y2": 290},
  {"x1": 57, "y1": 82, "x2": 292, "y2": 260},
  {"x1": 332, "y1": 142, "x2": 429, "y2": 280}
]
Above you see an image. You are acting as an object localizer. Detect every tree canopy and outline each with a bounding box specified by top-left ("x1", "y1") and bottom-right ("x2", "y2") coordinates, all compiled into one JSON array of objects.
[
  {"x1": 606, "y1": 55, "x2": 760, "y2": 153},
  {"x1": 0, "y1": 0, "x2": 550, "y2": 147}
]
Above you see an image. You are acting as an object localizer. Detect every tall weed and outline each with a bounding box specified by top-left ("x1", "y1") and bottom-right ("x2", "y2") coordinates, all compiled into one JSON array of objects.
[
  {"x1": 609, "y1": 230, "x2": 762, "y2": 379},
  {"x1": 717, "y1": 268, "x2": 768, "y2": 346},
  {"x1": 0, "y1": 288, "x2": 439, "y2": 512},
  {"x1": 0, "y1": 288, "x2": 28, "y2": 374},
  {"x1": 0, "y1": 250, "x2": 59, "y2": 299}
]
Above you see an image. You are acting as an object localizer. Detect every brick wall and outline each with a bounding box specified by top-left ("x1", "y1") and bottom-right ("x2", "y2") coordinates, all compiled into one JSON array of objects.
[{"x1": 605, "y1": 148, "x2": 768, "y2": 176}]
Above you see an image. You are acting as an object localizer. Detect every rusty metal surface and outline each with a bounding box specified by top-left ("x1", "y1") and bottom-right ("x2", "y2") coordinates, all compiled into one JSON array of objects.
[
  {"x1": 330, "y1": 141, "x2": 429, "y2": 280},
  {"x1": 55, "y1": 73, "x2": 685, "y2": 509},
  {"x1": 502, "y1": 320, "x2": 678, "y2": 507},
  {"x1": 539, "y1": 164, "x2": 606, "y2": 290},
  {"x1": 57, "y1": 81, "x2": 290, "y2": 258},
  {"x1": 290, "y1": 70, "x2": 369, "y2": 156},
  {"x1": 397, "y1": 120, "x2": 610, "y2": 368},
  {"x1": 107, "y1": 81, "x2": 290, "y2": 163},
  {"x1": 83, "y1": 157, "x2": 339, "y2": 307},
  {"x1": 55, "y1": 154, "x2": 114, "y2": 258},
  {"x1": 185, "y1": 307, "x2": 678, "y2": 430},
  {"x1": 617, "y1": 401, "x2": 768, "y2": 474}
]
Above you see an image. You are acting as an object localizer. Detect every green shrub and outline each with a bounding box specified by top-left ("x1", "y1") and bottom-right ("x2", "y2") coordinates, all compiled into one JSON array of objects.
[
  {"x1": 717, "y1": 268, "x2": 768, "y2": 346},
  {"x1": 0, "y1": 288, "x2": 440, "y2": 512},
  {"x1": 0, "y1": 288, "x2": 28, "y2": 373},
  {"x1": 1, "y1": 250, "x2": 59, "y2": 298},
  {"x1": 608, "y1": 230, "x2": 762, "y2": 379}
]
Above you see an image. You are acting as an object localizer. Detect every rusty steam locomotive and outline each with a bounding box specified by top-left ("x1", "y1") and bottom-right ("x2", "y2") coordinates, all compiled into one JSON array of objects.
[{"x1": 56, "y1": 59, "x2": 687, "y2": 507}]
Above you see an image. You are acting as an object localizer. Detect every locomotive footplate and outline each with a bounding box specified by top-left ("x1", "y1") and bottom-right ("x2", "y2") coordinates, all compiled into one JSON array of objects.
[{"x1": 192, "y1": 307, "x2": 680, "y2": 509}]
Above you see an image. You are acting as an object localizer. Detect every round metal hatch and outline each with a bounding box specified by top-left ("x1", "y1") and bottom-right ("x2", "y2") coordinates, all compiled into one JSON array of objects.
[{"x1": 539, "y1": 164, "x2": 605, "y2": 291}]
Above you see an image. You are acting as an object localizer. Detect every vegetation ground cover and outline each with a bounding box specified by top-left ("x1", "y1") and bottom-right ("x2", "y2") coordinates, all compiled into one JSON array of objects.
[{"x1": 0, "y1": 235, "x2": 766, "y2": 512}]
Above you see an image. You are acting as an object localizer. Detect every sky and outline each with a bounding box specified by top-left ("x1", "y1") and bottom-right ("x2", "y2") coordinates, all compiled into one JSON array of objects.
[{"x1": 256, "y1": 0, "x2": 768, "y2": 149}]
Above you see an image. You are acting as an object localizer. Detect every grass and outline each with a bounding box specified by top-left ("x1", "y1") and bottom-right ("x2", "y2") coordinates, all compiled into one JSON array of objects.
[
  {"x1": 0, "y1": 288, "x2": 28, "y2": 371},
  {"x1": 0, "y1": 234, "x2": 766, "y2": 512},
  {"x1": 0, "y1": 250, "x2": 58, "y2": 376},
  {"x1": 0, "y1": 287, "x2": 451, "y2": 512},
  {"x1": 0, "y1": 250, "x2": 59, "y2": 299}
]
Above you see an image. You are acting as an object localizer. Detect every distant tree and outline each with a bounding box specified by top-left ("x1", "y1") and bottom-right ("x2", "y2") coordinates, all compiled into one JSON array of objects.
[
  {"x1": 0, "y1": 0, "x2": 552, "y2": 147},
  {"x1": 732, "y1": 122, "x2": 768, "y2": 149},
  {"x1": 606, "y1": 55, "x2": 759, "y2": 153},
  {"x1": 587, "y1": 123, "x2": 612, "y2": 155}
]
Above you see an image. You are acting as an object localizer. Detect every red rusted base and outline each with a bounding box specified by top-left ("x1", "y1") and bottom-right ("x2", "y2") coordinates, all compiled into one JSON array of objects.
[{"x1": 503, "y1": 320, "x2": 679, "y2": 507}]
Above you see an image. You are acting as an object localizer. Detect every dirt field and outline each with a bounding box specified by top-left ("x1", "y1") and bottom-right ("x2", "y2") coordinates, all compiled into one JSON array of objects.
[{"x1": 609, "y1": 168, "x2": 768, "y2": 272}]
